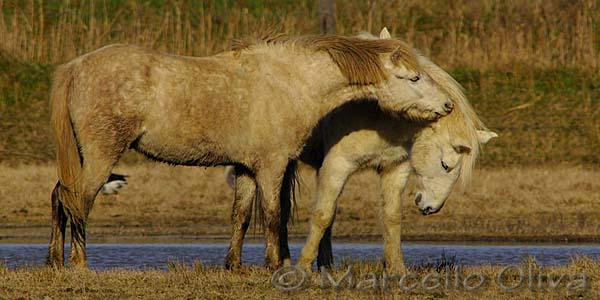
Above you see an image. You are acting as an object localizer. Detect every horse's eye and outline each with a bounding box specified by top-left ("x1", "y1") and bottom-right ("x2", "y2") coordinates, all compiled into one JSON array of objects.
[
  {"x1": 409, "y1": 75, "x2": 420, "y2": 82},
  {"x1": 441, "y1": 160, "x2": 449, "y2": 172}
]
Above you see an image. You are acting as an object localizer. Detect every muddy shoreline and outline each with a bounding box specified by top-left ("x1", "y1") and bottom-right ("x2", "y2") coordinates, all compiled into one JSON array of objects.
[{"x1": 2, "y1": 230, "x2": 599, "y2": 245}]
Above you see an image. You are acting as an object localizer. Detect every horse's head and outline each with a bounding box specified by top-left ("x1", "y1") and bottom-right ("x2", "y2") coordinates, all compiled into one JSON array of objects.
[
  {"x1": 409, "y1": 126, "x2": 497, "y2": 215},
  {"x1": 376, "y1": 28, "x2": 453, "y2": 121}
]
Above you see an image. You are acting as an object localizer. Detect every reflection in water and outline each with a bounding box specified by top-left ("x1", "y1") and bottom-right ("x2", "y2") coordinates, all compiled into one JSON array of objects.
[{"x1": 1, "y1": 243, "x2": 600, "y2": 270}]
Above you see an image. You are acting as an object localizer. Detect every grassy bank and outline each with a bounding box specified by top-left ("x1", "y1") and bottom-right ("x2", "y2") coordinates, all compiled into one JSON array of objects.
[
  {"x1": 0, "y1": 1, "x2": 599, "y2": 166},
  {"x1": 0, "y1": 258, "x2": 596, "y2": 299},
  {"x1": 1, "y1": 164, "x2": 599, "y2": 243},
  {"x1": 1, "y1": 59, "x2": 599, "y2": 166}
]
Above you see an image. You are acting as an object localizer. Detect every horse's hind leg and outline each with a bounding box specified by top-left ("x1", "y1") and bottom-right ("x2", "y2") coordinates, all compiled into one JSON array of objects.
[
  {"x1": 47, "y1": 182, "x2": 68, "y2": 267},
  {"x1": 225, "y1": 166, "x2": 256, "y2": 269},
  {"x1": 68, "y1": 144, "x2": 126, "y2": 268},
  {"x1": 278, "y1": 161, "x2": 298, "y2": 267},
  {"x1": 380, "y1": 162, "x2": 411, "y2": 274},
  {"x1": 68, "y1": 211, "x2": 87, "y2": 268}
]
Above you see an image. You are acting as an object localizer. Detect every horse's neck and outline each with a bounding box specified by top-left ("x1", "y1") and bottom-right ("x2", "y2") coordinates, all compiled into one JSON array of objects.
[
  {"x1": 285, "y1": 52, "x2": 390, "y2": 124},
  {"x1": 243, "y1": 45, "x2": 388, "y2": 121},
  {"x1": 317, "y1": 84, "x2": 389, "y2": 117}
]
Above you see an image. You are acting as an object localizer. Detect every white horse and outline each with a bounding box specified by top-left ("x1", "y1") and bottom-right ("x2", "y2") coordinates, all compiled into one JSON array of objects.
[
  {"x1": 48, "y1": 29, "x2": 452, "y2": 269},
  {"x1": 224, "y1": 33, "x2": 496, "y2": 272},
  {"x1": 294, "y1": 51, "x2": 497, "y2": 273}
]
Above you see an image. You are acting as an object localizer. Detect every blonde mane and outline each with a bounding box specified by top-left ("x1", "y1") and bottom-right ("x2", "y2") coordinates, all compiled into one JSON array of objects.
[
  {"x1": 354, "y1": 29, "x2": 486, "y2": 187},
  {"x1": 230, "y1": 34, "x2": 420, "y2": 85},
  {"x1": 417, "y1": 54, "x2": 488, "y2": 189}
]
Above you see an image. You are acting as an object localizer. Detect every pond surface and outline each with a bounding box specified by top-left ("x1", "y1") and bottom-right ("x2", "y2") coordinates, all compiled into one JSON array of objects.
[{"x1": 2, "y1": 243, "x2": 600, "y2": 270}]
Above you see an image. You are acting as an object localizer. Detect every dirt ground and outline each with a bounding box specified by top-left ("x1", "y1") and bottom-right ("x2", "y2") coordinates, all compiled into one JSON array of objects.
[{"x1": 1, "y1": 163, "x2": 599, "y2": 243}]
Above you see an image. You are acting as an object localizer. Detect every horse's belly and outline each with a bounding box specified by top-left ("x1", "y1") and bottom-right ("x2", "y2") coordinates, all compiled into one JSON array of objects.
[{"x1": 131, "y1": 132, "x2": 232, "y2": 167}]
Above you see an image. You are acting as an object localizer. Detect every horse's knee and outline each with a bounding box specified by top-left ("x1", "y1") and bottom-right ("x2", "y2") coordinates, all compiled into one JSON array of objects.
[
  {"x1": 383, "y1": 212, "x2": 402, "y2": 227},
  {"x1": 311, "y1": 209, "x2": 334, "y2": 229},
  {"x1": 260, "y1": 198, "x2": 280, "y2": 225}
]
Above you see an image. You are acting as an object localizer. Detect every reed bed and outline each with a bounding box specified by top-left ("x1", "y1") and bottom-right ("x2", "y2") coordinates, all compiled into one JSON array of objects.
[{"x1": 0, "y1": 0, "x2": 597, "y2": 71}]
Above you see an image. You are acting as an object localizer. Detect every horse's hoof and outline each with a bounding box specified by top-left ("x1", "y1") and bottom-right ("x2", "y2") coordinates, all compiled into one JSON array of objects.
[
  {"x1": 68, "y1": 259, "x2": 88, "y2": 270},
  {"x1": 282, "y1": 258, "x2": 292, "y2": 267},
  {"x1": 224, "y1": 261, "x2": 241, "y2": 270},
  {"x1": 296, "y1": 261, "x2": 312, "y2": 274},
  {"x1": 224, "y1": 254, "x2": 241, "y2": 270}
]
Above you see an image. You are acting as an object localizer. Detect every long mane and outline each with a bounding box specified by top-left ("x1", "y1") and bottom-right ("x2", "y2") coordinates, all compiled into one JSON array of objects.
[
  {"x1": 354, "y1": 31, "x2": 487, "y2": 188},
  {"x1": 417, "y1": 54, "x2": 487, "y2": 189},
  {"x1": 230, "y1": 34, "x2": 420, "y2": 85}
]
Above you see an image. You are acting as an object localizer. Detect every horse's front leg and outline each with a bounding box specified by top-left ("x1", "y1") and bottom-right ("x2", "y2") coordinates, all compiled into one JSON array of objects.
[
  {"x1": 380, "y1": 162, "x2": 411, "y2": 274},
  {"x1": 225, "y1": 166, "x2": 256, "y2": 269},
  {"x1": 255, "y1": 160, "x2": 288, "y2": 269},
  {"x1": 297, "y1": 156, "x2": 355, "y2": 272},
  {"x1": 317, "y1": 218, "x2": 335, "y2": 270}
]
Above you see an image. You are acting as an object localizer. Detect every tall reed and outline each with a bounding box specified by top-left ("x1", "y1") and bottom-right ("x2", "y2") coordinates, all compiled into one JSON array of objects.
[{"x1": 0, "y1": 0, "x2": 597, "y2": 71}]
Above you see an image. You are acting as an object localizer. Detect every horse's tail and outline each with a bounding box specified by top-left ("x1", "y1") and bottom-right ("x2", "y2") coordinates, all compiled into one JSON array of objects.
[
  {"x1": 50, "y1": 64, "x2": 84, "y2": 220},
  {"x1": 226, "y1": 162, "x2": 299, "y2": 230},
  {"x1": 279, "y1": 160, "x2": 299, "y2": 225},
  {"x1": 251, "y1": 160, "x2": 299, "y2": 235}
]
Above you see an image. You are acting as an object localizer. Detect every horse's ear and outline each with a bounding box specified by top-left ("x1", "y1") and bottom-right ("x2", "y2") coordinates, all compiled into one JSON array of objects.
[
  {"x1": 379, "y1": 27, "x2": 391, "y2": 39},
  {"x1": 477, "y1": 130, "x2": 498, "y2": 144}
]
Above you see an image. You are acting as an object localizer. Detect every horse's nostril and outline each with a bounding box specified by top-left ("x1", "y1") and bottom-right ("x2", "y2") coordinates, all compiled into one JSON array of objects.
[
  {"x1": 415, "y1": 194, "x2": 422, "y2": 206},
  {"x1": 421, "y1": 206, "x2": 433, "y2": 215},
  {"x1": 444, "y1": 101, "x2": 453, "y2": 112},
  {"x1": 421, "y1": 206, "x2": 433, "y2": 216}
]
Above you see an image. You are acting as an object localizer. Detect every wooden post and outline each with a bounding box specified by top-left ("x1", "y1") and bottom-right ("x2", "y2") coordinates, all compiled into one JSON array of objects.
[{"x1": 319, "y1": 0, "x2": 335, "y2": 34}]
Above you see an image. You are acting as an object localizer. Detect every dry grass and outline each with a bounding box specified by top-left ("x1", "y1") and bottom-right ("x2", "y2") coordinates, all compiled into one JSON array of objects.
[
  {"x1": 0, "y1": 0, "x2": 598, "y2": 71},
  {"x1": 1, "y1": 163, "x2": 599, "y2": 242},
  {"x1": 0, "y1": 258, "x2": 596, "y2": 299}
]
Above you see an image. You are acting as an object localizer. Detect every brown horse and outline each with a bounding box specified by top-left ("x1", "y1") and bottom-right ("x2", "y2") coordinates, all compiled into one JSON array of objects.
[{"x1": 47, "y1": 30, "x2": 452, "y2": 269}]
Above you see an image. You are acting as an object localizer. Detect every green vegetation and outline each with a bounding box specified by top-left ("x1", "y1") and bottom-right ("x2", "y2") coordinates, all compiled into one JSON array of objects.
[
  {"x1": 0, "y1": 51, "x2": 53, "y2": 162},
  {"x1": 0, "y1": 0, "x2": 598, "y2": 165},
  {"x1": 1, "y1": 63, "x2": 598, "y2": 165},
  {"x1": 457, "y1": 68, "x2": 600, "y2": 165}
]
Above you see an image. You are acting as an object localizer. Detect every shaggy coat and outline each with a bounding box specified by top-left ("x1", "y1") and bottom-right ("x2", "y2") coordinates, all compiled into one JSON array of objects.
[
  {"x1": 224, "y1": 53, "x2": 497, "y2": 272},
  {"x1": 48, "y1": 34, "x2": 451, "y2": 269}
]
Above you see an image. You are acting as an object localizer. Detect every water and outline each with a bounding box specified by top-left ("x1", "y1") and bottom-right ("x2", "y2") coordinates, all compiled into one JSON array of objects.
[{"x1": 2, "y1": 243, "x2": 600, "y2": 270}]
